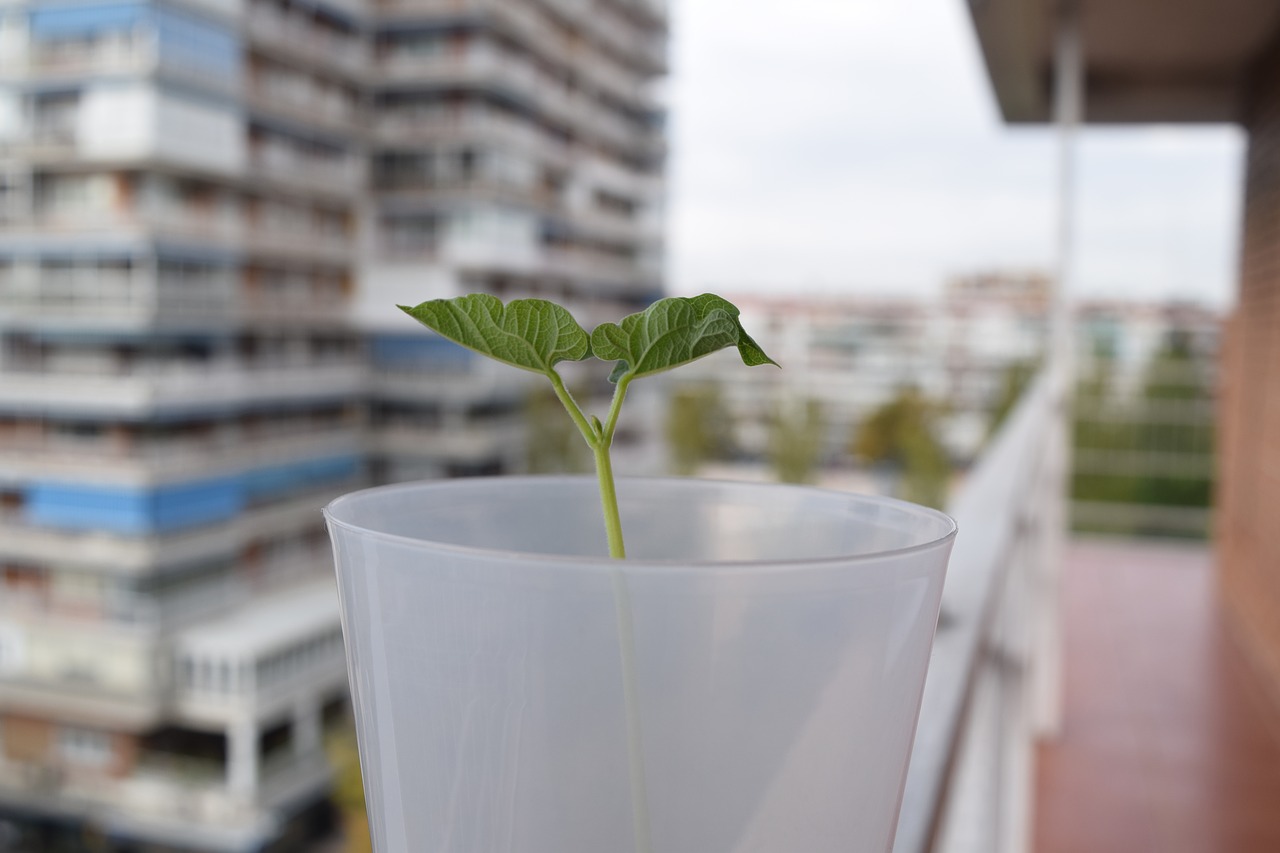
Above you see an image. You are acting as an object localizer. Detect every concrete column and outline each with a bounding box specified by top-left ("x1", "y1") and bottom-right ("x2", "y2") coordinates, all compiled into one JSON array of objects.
[
  {"x1": 1032, "y1": 0, "x2": 1081, "y2": 744},
  {"x1": 227, "y1": 718, "x2": 260, "y2": 798}
]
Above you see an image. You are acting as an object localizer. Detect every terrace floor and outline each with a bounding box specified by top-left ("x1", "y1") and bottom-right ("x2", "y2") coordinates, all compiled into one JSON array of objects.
[{"x1": 1035, "y1": 539, "x2": 1280, "y2": 853}]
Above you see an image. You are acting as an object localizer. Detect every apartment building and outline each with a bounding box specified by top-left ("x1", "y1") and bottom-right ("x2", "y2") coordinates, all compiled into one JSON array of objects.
[
  {"x1": 674, "y1": 275, "x2": 1049, "y2": 468},
  {"x1": 0, "y1": 0, "x2": 667, "y2": 848},
  {"x1": 0, "y1": 0, "x2": 364, "y2": 848},
  {"x1": 359, "y1": 0, "x2": 669, "y2": 482}
]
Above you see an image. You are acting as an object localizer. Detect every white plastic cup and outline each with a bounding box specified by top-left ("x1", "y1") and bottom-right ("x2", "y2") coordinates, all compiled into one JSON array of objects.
[{"x1": 325, "y1": 476, "x2": 956, "y2": 853}]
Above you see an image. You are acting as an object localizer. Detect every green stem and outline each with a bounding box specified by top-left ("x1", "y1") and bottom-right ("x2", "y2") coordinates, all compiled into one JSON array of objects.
[
  {"x1": 593, "y1": 442, "x2": 626, "y2": 560},
  {"x1": 551, "y1": 370, "x2": 648, "y2": 851},
  {"x1": 594, "y1": 372, "x2": 632, "y2": 560},
  {"x1": 547, "y1": 369, "x2": 598, "y2": 446},
  {"x1": 611, "y1": 566, "x2": 651, "y2": 853},
  {"x1": 602, "y1": 373, "x2": 633, "y2": 442}
]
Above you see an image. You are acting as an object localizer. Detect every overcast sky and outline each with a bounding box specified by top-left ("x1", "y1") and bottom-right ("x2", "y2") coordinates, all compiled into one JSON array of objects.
[{"x1": 665, "y1": 0, "x2": 1245, "y2": 309}]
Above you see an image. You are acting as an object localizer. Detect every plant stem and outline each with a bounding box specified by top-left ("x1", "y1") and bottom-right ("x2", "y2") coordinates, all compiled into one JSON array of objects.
[
  {"x1": 547, "y1": 369, "x2": 597, "y2": 447},
  {"x1": 610, "y1": 566, "x2": 652, "y2": 853},
  {"x1": 593, "y1": 442, "x2": 626, "y2": 559},
  {"x1": 595, "y1": 373, "x2": 632, "y2": 559},
  {"x1": 551, "y1": 371, "x2": 648, "y2": 851}
]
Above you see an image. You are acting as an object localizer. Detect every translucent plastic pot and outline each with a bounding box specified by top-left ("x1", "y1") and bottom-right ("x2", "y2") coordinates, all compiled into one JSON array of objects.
[{"x1": 325, "y1": 476, "x2": 956, "y2": 853}]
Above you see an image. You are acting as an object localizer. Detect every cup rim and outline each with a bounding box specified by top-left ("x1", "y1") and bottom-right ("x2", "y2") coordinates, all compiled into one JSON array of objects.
[{"x1": 324, "y1": 476, "x2": 958, "y2": 573}]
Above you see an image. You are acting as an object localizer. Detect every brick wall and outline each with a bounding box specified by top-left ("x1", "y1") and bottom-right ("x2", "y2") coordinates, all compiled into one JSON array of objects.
[
  {"x1": 0, "y1": 714, "x2": 52, "y2": 763},
  {"x1": 1222, "y1": 43, "x2": 1280, "y2": 702}
]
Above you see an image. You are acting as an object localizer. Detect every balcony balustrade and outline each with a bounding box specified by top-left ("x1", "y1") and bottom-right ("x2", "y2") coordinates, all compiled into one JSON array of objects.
[
  {"x1": 21, "y1": 37, "x2": 155, "y2": 79},
  {"x1": 375, "y1": 415, "x2": 526, "y2": 464},
  {"x1": 245, "y1": 144, "x2": 364, "y2": 197},
  {"x1": 0, "y1": 621, "x2": 170, "y2": 727},
  {"x1": 0, "y1": 746, "x2": 330, "y2": 851},
  {"x1": 173, "y1": 579, "x2": 346, "y2": 725},
  {"x1": 372, "y1": 46, "x2": 653, "y2": 157},
  {"x1": 0, "y1": 268, "x2": 238, "y2": 330},
  {"x1": 542, "y1": 246, "x2": 651, "y2": 288},
  {"x1": 0, "y1": 423, "x2": 364, "y2": 487},
  {"x1": 373, "y1": 361, "x2": 536, "y2": 404},
  {"x1": 372, "y1": 109, "x2": 571, "y2": 168},
  {"x1": 892, "y1": 357, "x2": 1068, "y2": 852},
  {"x1": 0, "y1": 355, "x2": 365, "y2": 416},
  {"x1": 243, "y1": 6, "x2": 366, "y2": 79},
  {"x1": 244, "y1": 74, "x2": 361, "y2": 135}
]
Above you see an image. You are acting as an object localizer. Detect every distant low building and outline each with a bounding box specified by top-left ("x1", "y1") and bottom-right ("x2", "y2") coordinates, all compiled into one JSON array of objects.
[{"x1": 675, "y1": 274, "x2": 1052, "y2": 468}]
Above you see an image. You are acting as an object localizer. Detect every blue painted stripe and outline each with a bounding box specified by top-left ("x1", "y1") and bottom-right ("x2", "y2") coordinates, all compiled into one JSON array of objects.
[{"x1": 25, "y1": 454, "x2": 361, "y2": 534}]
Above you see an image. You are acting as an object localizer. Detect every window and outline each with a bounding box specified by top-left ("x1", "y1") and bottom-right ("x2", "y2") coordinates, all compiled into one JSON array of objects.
[{"x1": 58, "y1": 726, "x2": 113, "y2": 768}]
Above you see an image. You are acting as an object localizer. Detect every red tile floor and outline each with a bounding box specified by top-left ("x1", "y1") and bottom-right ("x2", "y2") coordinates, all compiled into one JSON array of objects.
[{"x1": 1035, "y1": 539, "x2": 1280, "y2": 853}]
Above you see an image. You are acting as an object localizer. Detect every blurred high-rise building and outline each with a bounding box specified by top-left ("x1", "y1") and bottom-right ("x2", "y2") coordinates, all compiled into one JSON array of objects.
[
  {"x1": 359, "y1": 0, "x2": 668, "y2": 482},
  {"x1": 0, "y1": 0, "x2": 667, "y2": 848}
]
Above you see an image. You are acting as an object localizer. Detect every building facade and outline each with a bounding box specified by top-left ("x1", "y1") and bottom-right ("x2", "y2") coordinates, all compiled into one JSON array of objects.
[
  {"x1": 0, "y1": 0, "x2": 667, "y2": 848},
  {"x1": 359, "y1": 0, "x2": 668, "y2": 483}
]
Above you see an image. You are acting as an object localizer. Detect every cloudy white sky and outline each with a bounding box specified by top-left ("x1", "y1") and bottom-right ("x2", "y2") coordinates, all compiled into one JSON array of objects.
[{"x1": 665, "y1": 0, "x2": 1245, "y2": 308}]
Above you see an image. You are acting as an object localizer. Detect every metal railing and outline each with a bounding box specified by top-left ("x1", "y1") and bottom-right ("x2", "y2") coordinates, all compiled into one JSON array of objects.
[{"x1": 895, "y1": 357, "x2": 1068, "y2": 853}]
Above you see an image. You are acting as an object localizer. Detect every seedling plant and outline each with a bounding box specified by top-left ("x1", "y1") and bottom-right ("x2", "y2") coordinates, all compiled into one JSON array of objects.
[
  {"x1": 400, "y1": 293, "x2": 777, "y2": 559},
  {"x1": 400, "y1": 293, "x2": 776, "y2": 853}
]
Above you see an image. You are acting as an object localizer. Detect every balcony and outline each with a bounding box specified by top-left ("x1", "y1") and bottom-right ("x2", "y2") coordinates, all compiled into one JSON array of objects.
[
  {"x1": 0, "y1": 424, "x2": 364, "y2": 488},
  {"x1": 0, "y1": 482, "x2": 360, "y2": 572},
  {"x1": 0, "y1": 747, "x2": 329, "y2": 852},
  {"x1": 243, "y1": 75, "x2": 361, "y2": 138},
  {"x1": 890, "y1": 355, "x2": 1069, "y2": 853},
  {"x1": 375, "y1": 416, "x2": 527, "y2": 465},
  {"x1": 1031, "y1": 540, "x2": 1280, "y2": 852},
  {"x1": 0, "y1": 267, "x2": 238, "y2": 332},
  {"x1": 374, "y1": 360, "x2": 536, "y2": 404},
  {"x1": 7, "y1": 37, "x2": 155, "y2": 82},
  {"x1": 542, "y1": 246, "x2": 653, "y2": 289},
  {"x1": 371, "y1": 46, "x2": 654, "y2": 157},
  {"x1": 371, "y1": 108, "x2": 572, "y2": 169},
  {"x1": 0, "y1": 623, "x2": 169, "y2": 728},
  {"x1": 243, "y1": 6, "x2": 366, "y2": 80},
  {"x1": 245, "y1": 144, "x2": 364, "y2": 198},
  {"x1": 0, "y1": 359, "x2": 366, "y2": 417},
  {"x1": 173, "y1": 579, "x2": 347, "y2": 726}
]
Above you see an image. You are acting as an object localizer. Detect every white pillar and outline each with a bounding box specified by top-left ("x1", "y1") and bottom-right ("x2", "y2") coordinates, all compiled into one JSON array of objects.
[
  {"x1": 1032, "y1": 0, "x2": 1081, "y2": 745},
  {"x1": 227, "y1": 718, "x2": 260, "y2": 798}
]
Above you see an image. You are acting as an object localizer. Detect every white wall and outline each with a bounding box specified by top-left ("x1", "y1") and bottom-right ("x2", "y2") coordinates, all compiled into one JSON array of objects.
[
  {"x1": 179, "y1": 0, "x2": 247, "y2": 22},
  {"x1": 78, "y1": 84, "x2": 244, "y2": 174},
  {"x1": 78, "y1": 84, "x2": 154, "y2": 159},
  {"x1": 153, "y1": 91, "x2": 244, "y2": 173},
  {"x1": 0, "y1": 91, "x2": 22, "y2": 143},
  {"x1": 356, "y1": 264, "x2": 457, "y2": 331},
  {"x1": 442, "y1": 208, "x2": 539, "y2": 267},
  {"x1": 0, "y1": 14, "x2": 27, "y2": 72}
]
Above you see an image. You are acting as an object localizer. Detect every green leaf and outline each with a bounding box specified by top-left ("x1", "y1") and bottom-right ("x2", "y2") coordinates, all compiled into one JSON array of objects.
[
  {"x1": 399, "y1": 294, "x2": 591, "y2": 375},
  {"x1": 591, "y1": 294, "x2": 779, "y2": 382}
]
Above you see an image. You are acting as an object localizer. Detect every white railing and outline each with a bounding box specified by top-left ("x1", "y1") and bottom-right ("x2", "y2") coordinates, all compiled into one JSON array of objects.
[
  {"x1": 0, "y1": 359, "x2": 366, "y2": 412},
  {"x1": 894, "y1": 357, "x2": 1068, "y2": 853},
  {"x1": 243, "y1": 5, "x2": 366, "y2": 76},
  {"x1": 0, "y1": 424, "x2": 363, "y2": 486}
]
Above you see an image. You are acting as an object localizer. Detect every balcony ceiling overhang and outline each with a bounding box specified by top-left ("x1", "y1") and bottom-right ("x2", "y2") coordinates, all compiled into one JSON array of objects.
[{"x1": 968, "y1": 0, "x2": 1280, "y2": 123}]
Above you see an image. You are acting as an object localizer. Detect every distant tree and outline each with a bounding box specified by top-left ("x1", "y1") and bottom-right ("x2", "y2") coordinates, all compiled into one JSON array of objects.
[
  {"x1": 769, "y1": 398, "x2": 825, "y2": 484},
  {"x1": 1130, "y1": 330, "x2": 1215, "y2": 511},
  {"x1": 987, "y1": 359, "x2": 1039, "y2": 439},
  {"x1": 525, "y1": 385, "x2": 591, "y2": 474},
  {"x1": 1071, "y1": 328, "x2": 1215, "y2": 537},
  {"x1": 852, "y1": 387, "x2": 951, "y2": 509},
  {"x1": 326, "y1": 718, "x2": 372, "y2": 853},
  {"x1": 665, "y1": 383, "x2": 734, "y2": 475}
]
